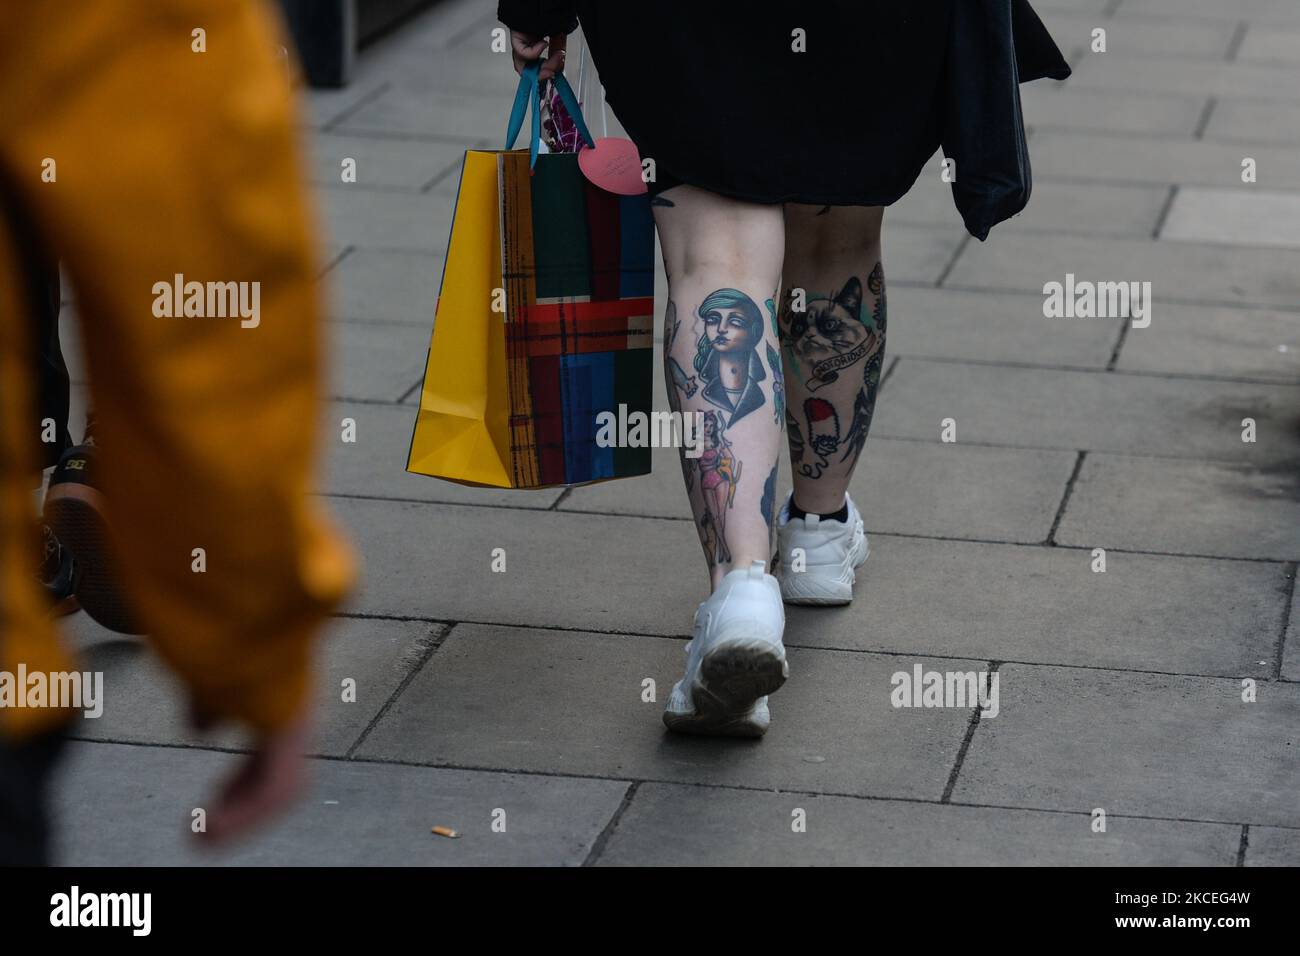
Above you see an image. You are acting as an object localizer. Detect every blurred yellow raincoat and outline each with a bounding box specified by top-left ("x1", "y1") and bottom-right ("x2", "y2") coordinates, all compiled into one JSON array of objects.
[{"x1": 0, "y1": 0, "x2": 353, "y2": 741}]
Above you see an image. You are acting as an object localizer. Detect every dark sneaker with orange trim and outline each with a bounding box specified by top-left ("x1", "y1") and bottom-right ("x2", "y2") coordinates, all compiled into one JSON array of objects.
[{"x1": 43, "y1": 420, "x2": 142, "y2": 634}]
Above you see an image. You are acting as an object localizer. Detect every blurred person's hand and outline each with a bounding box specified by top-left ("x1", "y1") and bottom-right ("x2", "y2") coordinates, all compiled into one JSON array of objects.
[
  {"x1": 190, "y1": 706, "x2": 312, "y2": 846},
  {"x1": 511, "y1": 30, "x2": 566, "y2": 79}
]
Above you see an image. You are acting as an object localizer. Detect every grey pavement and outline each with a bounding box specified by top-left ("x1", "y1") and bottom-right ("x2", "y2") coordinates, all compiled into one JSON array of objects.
[{"x1": 54, "y1": 0, "x2": 1300, "y2": 865}]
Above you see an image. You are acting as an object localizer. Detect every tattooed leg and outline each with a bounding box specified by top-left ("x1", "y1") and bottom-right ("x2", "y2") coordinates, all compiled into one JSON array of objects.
[
  {"x1": 654, "y1": 184, "x2": 785, "y2": 591},
  {"x1": 779, "y1": 203, "x2": 886, "y2": 514}
]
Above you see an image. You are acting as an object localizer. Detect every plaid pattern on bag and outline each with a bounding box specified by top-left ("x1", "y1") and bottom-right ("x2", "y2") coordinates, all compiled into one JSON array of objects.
[{"x1": 498, "y1": 151, "x2": 654, "y2": 487}]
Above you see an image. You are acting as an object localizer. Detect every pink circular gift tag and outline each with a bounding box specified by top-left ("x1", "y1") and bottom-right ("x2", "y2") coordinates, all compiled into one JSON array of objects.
[{"x1": 577, "y1": 138, "x2": 648, "y2": 196}]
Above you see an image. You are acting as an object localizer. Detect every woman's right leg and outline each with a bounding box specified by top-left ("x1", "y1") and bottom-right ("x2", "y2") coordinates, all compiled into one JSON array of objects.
[
  {"x1": 652, "y1": 185, "x2": 786, "y2": 592},
  {"x1": 652, "y1": 184, "x2": 788, "y2": 737}
]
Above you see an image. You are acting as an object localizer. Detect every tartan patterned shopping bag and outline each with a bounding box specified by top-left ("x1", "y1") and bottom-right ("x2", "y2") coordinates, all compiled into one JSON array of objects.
[{"x1": 407, "y1": 64, "x2": 655, "y2": 488}]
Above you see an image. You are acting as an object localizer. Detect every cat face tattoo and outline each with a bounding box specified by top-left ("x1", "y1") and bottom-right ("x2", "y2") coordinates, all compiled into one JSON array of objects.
[{"x1": 781, "y1": 277, "x2": 880, "y2": 392}]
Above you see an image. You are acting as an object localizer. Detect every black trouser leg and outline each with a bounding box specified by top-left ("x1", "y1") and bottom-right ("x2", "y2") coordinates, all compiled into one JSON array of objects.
[
  {"x1": 0, "y1": 726, "x2": 67, "y2": 866},
  {"x1": 31, "y1": 254, "x2": 70, "y2": 471},
  {"x1": 2, "y1": 187, "x2": 70, "y2": 474}
]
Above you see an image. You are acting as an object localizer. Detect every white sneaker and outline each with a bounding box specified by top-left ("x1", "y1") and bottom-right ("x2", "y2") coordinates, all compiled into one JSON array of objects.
[
  {"x1": 774, "y1": 493, "x2": 869, "y2": 605},
  {"x1": 663, "y1": 560, "x2": 787, "y2": 738}
]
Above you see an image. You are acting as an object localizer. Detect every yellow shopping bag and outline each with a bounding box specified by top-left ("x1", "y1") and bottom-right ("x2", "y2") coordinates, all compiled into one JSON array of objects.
[{"x1": 406, "y1": 150, "x2": 514, "y2": 488}]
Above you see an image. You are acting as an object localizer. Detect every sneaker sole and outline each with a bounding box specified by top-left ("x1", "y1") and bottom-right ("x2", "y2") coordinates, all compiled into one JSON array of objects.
[
  {"x1": 662, "y1": 641, "x2": 787, "y2": 738},
  {"x1": 778, "y1": 535, "x2": 870, "y2": 606},
  {"x1": 44, "y1": 484, "x2": 143, "y2": 635}
]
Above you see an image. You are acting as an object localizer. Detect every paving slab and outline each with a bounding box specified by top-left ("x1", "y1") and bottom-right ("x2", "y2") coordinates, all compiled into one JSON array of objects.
[
  {"x1": 356, "y1": 623, "x2": 976, "y2": 800},
  {"x1": 1039, "y1": 11, "x2": 1237, "y2": 60},
  {"x1": 332, "y1": 496, "x2": 705, "y2": 633},
  {"x1": 888, "y1": 286, "x2": 1119, "y2": 366},
  {"x1": 1113, "y1": 301, "x2": 1300, "y2": 382},
  {"x1": 1237, "y1": 27, "x2": 1300, "y2": 65},
  {"x1": 561, "y1": 436, "x2": 1075, "y2": 544},
  {"x1": 61, "y1": 618, "x2": 441, "y2": 757},
  {"x1": 326, "y1": 247, "x2": 444, "y2": 324},
  {"x1": 857, "y1": 224, "x2": 965, "y2": 286},
  {"x1": 1067, "y1": 53, "x2": 1300, "y2": 100},
  {"x1": 1161, "y1": 187, "x2": 1300, "y2": 250},
  {"x1": 1021, "y1": 84, "x2": 1209, "y2": 136},
  {"x1": 379, "y1": 42, "x2": 541, "y2": 101},
  {"x1": 1243, "y1": 825, "x2": 1300, "y2": 865},
  {"x1": 891, "y1": 173, "x2": 1169, "y2": 240},
  {"x1": 306, "y1": 131, "x2": 475, "y2": 191},
  {"x1": 327, "y1": 320, "x2": 430, "y2": 402},
  {"x1": 1056, "y1": 453, "x2": 1300, "y2": 561},
  {"x1": 945, "y1": 232, "x2": 1300, "y2": 309},
  {"x1": 952, "y1": 663, "x2": 1300, "y2": 828},
  {"x1": 323, "y1": 399, "x2": 564, "y2": 508},
  {"x1": 384, "y1": 0, "x2": 499, "y2": 53},
  {"x1": 784, "y1": 536, "x2": 1287, "y2": 678},
  {"x1": 337, "y1": 89, "x2": 536, "y2": 141},
  {"x1": 595, "y1": 783, "x2": 1242, "y2": 866},
  {"x1": 997, "y1": 180, "x2": 1165, "y2": 241},
  {"x1": 318, "y1": 185, "x2": 453, "y2": 253},
  {"x1": 1205, "y1": 100, "x2": 1300, "y2": 146},
  {"x1": 1029, "y1": 131, "x2": 1300, "y2": 190},
  {"x1": 1119, "y1": 0, "x2": 1300, "y2": 27},
  {"x1": 51, "y1": 741, "x2": 628, "y2": 866},
  {"x1": 873, "y1": 359, "x2": 1300, "y2": 464},
  {"x1": 301, "y1": 79, "x2": 390, "y2": 130}
]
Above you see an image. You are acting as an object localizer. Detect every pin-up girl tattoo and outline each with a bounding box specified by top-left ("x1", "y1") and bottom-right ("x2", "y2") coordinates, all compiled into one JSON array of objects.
[
  {"x1": 694, "y1": 289, "x2": 768, "y2": 428},
  {"x1": 696, "y1": 411, "x2": 742, "y2": 565}
]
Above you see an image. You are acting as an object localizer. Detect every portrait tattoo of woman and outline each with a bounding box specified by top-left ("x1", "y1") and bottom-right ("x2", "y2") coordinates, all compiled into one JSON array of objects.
[{"x1": 693, "y1": 288, "x2": 768, "y2": 428}]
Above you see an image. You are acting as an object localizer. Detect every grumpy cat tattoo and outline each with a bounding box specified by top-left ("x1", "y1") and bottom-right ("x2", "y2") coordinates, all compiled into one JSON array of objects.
[{"x1": 779, "y1": 276, "x2": 882, "y2": 392}]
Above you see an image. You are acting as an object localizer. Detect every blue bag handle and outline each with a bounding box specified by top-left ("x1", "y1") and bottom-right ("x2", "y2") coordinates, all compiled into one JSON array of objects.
[{"x1": 505, "y1": 60, "x2": 597, "y2": 168}]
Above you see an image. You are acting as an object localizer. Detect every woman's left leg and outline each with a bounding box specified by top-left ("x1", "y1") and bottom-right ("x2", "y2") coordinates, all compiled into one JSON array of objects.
[{"x1": 774, "y1": 203, "x2": 886, "y2": 605}]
